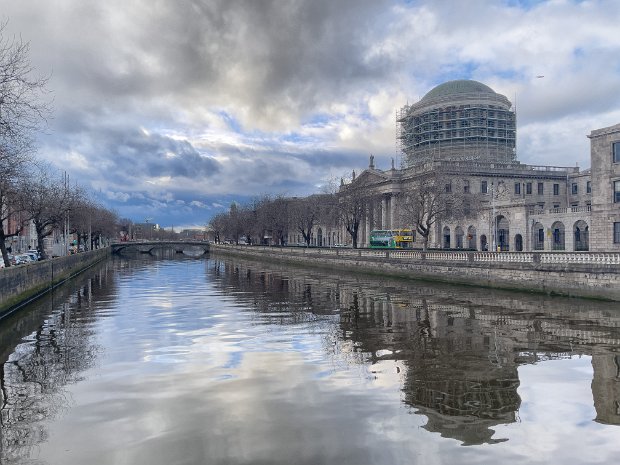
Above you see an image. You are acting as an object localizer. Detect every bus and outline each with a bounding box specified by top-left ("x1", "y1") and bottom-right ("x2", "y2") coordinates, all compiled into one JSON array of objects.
[{"x1": 369, "y1": 229, "x2": 415, "y2": 249}]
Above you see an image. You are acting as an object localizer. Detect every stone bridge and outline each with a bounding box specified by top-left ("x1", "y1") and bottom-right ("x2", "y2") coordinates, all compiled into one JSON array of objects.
[{"x1": 111, "y1": 241, "x2": 210, "y2": 256}]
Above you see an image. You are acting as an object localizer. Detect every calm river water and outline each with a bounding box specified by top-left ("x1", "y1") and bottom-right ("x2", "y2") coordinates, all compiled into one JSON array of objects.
[{"x1": 1, "y1": 252, "x2": 619, "y2": 464}]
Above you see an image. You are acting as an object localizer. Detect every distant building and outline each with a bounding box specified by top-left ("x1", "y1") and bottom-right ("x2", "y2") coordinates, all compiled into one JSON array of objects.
[
  {"x1": 289, "y1": 80, "x2": 620, "y2": 252},
  {"x1": 133, "y1": 222, "x2": 159, "y2": 239},
  {"x1": 179, "y1": 229, "x2": 206, "y2": 240}
]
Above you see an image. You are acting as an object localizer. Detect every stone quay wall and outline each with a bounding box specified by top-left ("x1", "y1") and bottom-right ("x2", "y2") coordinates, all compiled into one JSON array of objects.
[
  {"x1": 211, "y1": 245, "x2": 620, "y2": 301},
  {"x1": 0, "y1": 248, "x2": 110, "y2": 318}
]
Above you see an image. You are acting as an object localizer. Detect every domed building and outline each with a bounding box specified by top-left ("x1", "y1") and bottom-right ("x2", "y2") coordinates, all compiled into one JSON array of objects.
[
  {"x1": 289, "y1": 80, "x2": 620, "y2": 253},
  {"x1": 397, "y1": 80, "x2": 516, "y2": 165}
]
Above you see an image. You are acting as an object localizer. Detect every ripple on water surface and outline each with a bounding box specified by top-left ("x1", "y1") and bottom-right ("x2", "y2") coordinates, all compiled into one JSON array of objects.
[{"x1": 0, "y1": 256, "x2": 619, "y2": 465}]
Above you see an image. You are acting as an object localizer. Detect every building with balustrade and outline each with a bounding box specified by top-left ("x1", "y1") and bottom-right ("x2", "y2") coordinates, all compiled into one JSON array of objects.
[{"x1": 290, "y1": 80, "x2": 620, "y2": 252}]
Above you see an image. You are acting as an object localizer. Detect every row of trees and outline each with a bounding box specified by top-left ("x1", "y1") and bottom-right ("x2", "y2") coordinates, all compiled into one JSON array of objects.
[
  {"x1": 0, "y1": 162, "x2": 120, "y2": 266},
  {"x1": 209, "y1": 195, "x2": 332, "y2": 247},
  {"x1": 1, "y1": 23, "x2": 118, "y2": 266},
  {"x1": 209, "y1": 175, "x2": 481, "y2": 250}
]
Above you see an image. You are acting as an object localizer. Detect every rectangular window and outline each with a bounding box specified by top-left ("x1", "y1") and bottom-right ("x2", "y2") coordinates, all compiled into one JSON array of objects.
[
  {"x1": 526, "y1": 182, "x2": 532, "y2": 195},
  {"x1": 514, "y1": 183, "x2": 521, "y2": 195},
  {"x1": 553, "y1": 183, "x2": 560, "y2": 195},
  {"x1": 572, "y1": 183, "x2": 578, "y2": 195},
  {"x1": 553, "y1": 204, "x2": 560, "y2": 209},
  {"x1": 538, "y1": 229, "x2": 545, "y2": 243},
  {"x1": 614, "y1": 142, "x2": 620, "y2": 163},
  {"x1": 615, "y1": 180, "x2": 620, "y2": 203},
  {"x1": 445, "y1": 183, "x2": 452, "y2": 193},
  {"x1": 481, "y1": 180, "x2": 488, "y2": 194},
  {"x1": 463, "y1": 181, "x2": 470, "y2": 194},
  {"x1": 615, "y1": 222, "x2": 620, "y2": 244},
  {"x1": 587, "y1": 181, "x2": 592, "y2": 194},
  {"x1": 538, "y1": 182, "x2": 544, "y2": 195}
]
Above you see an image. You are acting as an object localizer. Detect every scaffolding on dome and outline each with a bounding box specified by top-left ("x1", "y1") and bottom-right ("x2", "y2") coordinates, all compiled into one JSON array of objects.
[{"x1": 396, "y1": 93, "x2": 517, "y2": 168}]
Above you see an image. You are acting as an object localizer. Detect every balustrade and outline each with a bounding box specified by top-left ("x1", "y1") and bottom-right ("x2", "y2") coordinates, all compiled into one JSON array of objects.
[{"x1": 219, "y1": 245, "x2": 620, "y2": 266}]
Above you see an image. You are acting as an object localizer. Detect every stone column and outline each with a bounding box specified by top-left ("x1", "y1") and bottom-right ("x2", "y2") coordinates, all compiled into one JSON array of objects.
[
  {"x1": 390, "y1": 195, "x2": 400, "y2": 229},
  {"x1": 365, "y1": 203, "x2": 371, "y2": 247},
  {"x1": 566, "y1": 224, "x2": 575, "y2": 252},
  {"x1": 382, "y1": 197, "x2": 388, "y2": 229}
]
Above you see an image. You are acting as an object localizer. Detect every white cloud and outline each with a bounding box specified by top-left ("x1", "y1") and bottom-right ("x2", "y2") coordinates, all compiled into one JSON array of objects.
[{"x1": 1, "y1": 0, "x2": 619, "y2": 225}]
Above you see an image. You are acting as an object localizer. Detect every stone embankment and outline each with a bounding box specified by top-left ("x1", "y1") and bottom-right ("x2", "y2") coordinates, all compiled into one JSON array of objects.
[
  {"x1": 211, "y1": 245, "x2": 620, "y2": 301},
  {"x1": 0, "y1": 248, "x2": 110, "y2": 318}
]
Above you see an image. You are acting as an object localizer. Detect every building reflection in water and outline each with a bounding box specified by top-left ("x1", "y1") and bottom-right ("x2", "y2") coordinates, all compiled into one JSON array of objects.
[
  {"x1": 1, "y1": 254, "x2": 619, "y2": 462},
  {"x1": 207, "y1": 257, "x2": 620, "y2": 445}
]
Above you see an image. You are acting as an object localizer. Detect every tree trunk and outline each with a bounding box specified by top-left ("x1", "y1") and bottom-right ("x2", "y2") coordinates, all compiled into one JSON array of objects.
[
  {"x1": 36, "y1": 223, "x2": 48, "y2": 259},
  {"x1": 422, "y1": 235, "x2": 429, "y2": 251},
  {"x1": 0, "y1": 225, "x2": 11, "y2": 267}
]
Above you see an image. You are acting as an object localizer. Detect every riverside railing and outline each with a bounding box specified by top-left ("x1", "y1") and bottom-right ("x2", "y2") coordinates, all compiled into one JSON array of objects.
[{"x1": 216, "y1": 245, "x2": 620, "y2": 266}]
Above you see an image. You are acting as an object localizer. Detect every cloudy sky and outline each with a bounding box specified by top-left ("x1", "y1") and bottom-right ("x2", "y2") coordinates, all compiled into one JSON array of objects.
[{"x1": 2, "y1": 0, "x2": 620, "y2": 228}]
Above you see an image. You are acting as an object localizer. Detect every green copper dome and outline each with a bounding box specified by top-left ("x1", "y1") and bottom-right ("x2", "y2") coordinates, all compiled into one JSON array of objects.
[{"x1": 422, "y1": 79, "x2": 496, "y2": 101}]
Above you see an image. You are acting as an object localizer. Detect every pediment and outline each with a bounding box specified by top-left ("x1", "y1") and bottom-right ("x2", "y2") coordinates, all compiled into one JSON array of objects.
[{"x1": 352, "y1": 169, "x2": 390, "y2": 186}]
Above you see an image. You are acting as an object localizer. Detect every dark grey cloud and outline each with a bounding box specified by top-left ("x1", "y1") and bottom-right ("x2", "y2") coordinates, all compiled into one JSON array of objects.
[
  {"x1": 48, "y1": 122, "x2": 222, "y2": 194},
  {"x1": 4, "y1": 0, "x2": 394, "y2": 129},
  {"x1": 103, "y1": 129, "x2": 219, "y2": 181},
  {"x1": 3, "y1": 0, "x2": 620, "y2": 227}
]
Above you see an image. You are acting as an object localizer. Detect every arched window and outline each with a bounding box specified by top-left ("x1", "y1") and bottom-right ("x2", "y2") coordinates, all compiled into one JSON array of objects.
[
  {"x1": 455, "y1": 226, "x2": 464, "y2": 249},
  {"x1": 551, "y1": 221, "x2": 565, "y2": 251},
  {"x1": 515, "y1": 234, "x2": 523, "y2": 252},
  {"x1": 443, "y1": 226, "x2": 451, "y2": 249},
  {"x1": 573, "y1": 220, "x2": 589, "y2": 251},
  {"x1": 532, "y1": 222, "x2": 544, "y2": 250},
  {"x1": 467, "y1": 226, "x2": 477, "y2": 250}
]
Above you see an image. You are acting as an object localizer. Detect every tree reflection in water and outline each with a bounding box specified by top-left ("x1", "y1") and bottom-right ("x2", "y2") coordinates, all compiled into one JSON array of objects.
[
  {"x1": 0, "y1": 262, "x2": 116, "y2": 463},
  {"x1": 1, "y1": 254, "x2": 619, "y2": 464},
  {"x1": 207, "y1": 257, "x2": 620, "y2": 445}
]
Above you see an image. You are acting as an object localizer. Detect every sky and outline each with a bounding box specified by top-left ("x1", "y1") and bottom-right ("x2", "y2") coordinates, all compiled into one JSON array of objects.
[{"x1": 2, "y1": 0, "x2": 620, "y2": 229}]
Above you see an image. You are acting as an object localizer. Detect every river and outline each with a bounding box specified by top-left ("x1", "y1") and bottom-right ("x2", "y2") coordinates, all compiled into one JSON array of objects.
[{"x1": 1, "y1": 252, "x2": 619, "y2": 464}]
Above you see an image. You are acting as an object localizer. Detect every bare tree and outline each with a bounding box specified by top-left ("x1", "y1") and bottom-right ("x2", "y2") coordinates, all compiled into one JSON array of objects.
[
  {"x1": 0, "y1": 22, "x2": 51, "y2": 266},
  {"x1": 289, "y1": 194, "x2": 330, "y2": 246},
  {"x1": 88, "y1": 205, "x2": 118, "y2": 248},
  {"x1": 239, "y1": 197, "x2": 262, "y2": 245},
  {"x1": 208, "y1": 212, "x2": 228, "y2": 244},
  {"x1": 256, "y1": 195, "x2": 290, "y2": 246},
  {"x1": 69, "y1": 197, "x2": 118, "y2": 250},
  {"x1": 69, "y1": 197, "x2": 94, "y2": 250},
  {"x1": 225, "y1": 202, "x2": 245, "y2": 245},
  {"x1": 334, "y1": 184, "x2": 366, "y2": 249},
  {"x1": 18, "y1": 168, "x2": 79, "y2": 259},
  {"x1": 399, "y1": 174, "x2": 480, "y2": 251},
  {"x1": 0, "y1": 166, "x2": 28, "y2": 265}
]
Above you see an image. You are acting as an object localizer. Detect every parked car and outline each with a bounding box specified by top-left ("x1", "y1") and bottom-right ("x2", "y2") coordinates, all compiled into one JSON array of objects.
[
  {"x1": 24, "y1": 252, "x2": 39, "y2": 262},
  {"x1": 13, "y1": 254, "x2": 29, "y2": 265},
  {"x1": 22, "y1": 254, "x2": 35, "y2": 263},
  {"x1": 27, "y1": 249, "x2": 41, "y2": 260}
]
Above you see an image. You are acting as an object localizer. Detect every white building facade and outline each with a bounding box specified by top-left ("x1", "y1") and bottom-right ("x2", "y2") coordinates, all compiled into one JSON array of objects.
[{"x1": 291, "y1": 80, "x2": 620, "y2": 252}]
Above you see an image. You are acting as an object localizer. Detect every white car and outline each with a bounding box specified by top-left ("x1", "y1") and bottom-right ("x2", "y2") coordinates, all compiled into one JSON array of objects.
[
  {"x1": 15, "y1": 254, "x2": 33, "y2": 264},
  {"x1": 27, "y1": 249, "x2": 41, "y2": 260},
  {"x1": 24, "y1": 252, "x2": 38, "y2": 262}
]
